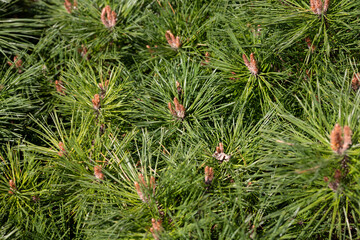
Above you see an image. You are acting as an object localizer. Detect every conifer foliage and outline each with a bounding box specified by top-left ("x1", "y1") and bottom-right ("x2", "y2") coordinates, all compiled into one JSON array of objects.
[{"x1": 1, "y1": 0, "x2": 360, "y2": 239}]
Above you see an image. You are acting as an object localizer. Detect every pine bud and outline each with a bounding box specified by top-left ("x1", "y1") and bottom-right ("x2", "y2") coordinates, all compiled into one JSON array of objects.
[
  {"x1": 310, "y1": 0, "x2": 329, "y2": 15},
  {"x1": 201, "y1": 52, "x2": 210, "y2": 66},
  {"x1": 78, "y1": 45, "x2": 89, "y2": 60},
  {"x1": 92, "y1": 94, "x2": 101, "y2": 110},
  {"x1": 330, "y1": 123, "x2": 352, "y2": 155},
  {"x1": 8, "y1": 179, "x2": 16, "y2": 194},
  {"x1": 58, "y1": 142, "x2": 67, "y2": 156},
  {"x1": 99, "y1": 80, "x2": 109, "y2": 99},
  {"x1": 323, "y1": 0, "x2": 330, "y2": 14},
  {"x1": 330, "y1": 123, "x2": 342, "y2": 153},
  {"x1": 150, "y1": 218, "x2": 163, "y2": 240},
  {"x1": 146, "y1": 45, "x2": 158, "y2": 57},
  {"x1": 174, "y1": 97, "x2": 185, "y2": 119},
  {"x1": 55, "y1": 80, "x2": 65, "y2": 95},
  {"x1": 305, "y1": 37, "x2": 316, "y2": 52},
  {"x1": 351, "y1": 73, "x2": 360, "y2": 91},
  {"x1": 134, "y1": 181, "x2": 146, "y2": 202},
  {"x1": 7, "y1": 56, "x2": 23, "y2": 73},
  {"x1": 165, "y1": 30, "x2": 182, "y2": 50},
  {"x1": 94, "y1": 165, "x2": 104, "y2": 180},
  {"x1": 139, "y1": 173, "x2": 147, "y2": 187},
  {"x1": 243, "y1": 53, "x2": 258, "y2": 75},
  {"x1": 212, "y1": 142, "x2": 231, "y2": 163},
  {"x1": 168, "y1": 102, "x2": 176, "y2": 116},
  {"x1": 328, "y1": 169, "x2": 341, "y2": 191},
  {"x1": 134, "y1": 174, "x2": 156, "y2": 203},
  {"x1": 101, "y1": 5, "x2": 117, "y2": 29},
  {"x1": 64, "y1": 0, "x2": 77, "y2": 14},
  {"x1": 169, "y1": 97, "x2": 186, "y2": 119},
  {"x1": 204, "y1": 166, "x2": 214, "y2": 185},
  {"x1": 342, "y1": 126, "x2": 352, "y2": 152},
  {"x1": 176, "y1": 81, "x2": 183, "y2": 95}
]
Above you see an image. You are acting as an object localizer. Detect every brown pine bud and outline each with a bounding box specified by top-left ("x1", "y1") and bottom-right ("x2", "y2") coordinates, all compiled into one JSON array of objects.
[
  {"x1": 330, "y1": 123, "x2": 343, "y2": 154},
  {"x1": 8, "y1": 179, "x2": 16, "y2": 194},
  {"x1": 212, "y1": 142, "x2": 231, "y2": 163},
  {"x1": 92, "y1": 94, "x2": 101, "y2": 110},
  {"x1": 310, "y1": 0, "x2": 328, "y2": 15},
  {"x1": 150, "y1": 218, "x2": 163, "y2": 240},
  {"x1": 139, "y1": 173, "x2": 147, "y2": 187},
  {"x1": 134, "y1": 181, "x2": 146, "y2": 202},
  {"x1": 176, "y1": 81, "x2": 183, "y2": 95},
  {"x1": 134, "y1": 174, "x2": 155, "y2": 202},
  {"x1": 150, "y1": 176, "x2": 156, "y2": 195},
  {"x1": 242, "y1": 54, "x2": 250, "y2": 68},
  {"x1": 146, "y1": 45, "x2": 154, "y2": 54},
  {"x1": 79, "y1": 44, "x2": 89, "y2": 60},
  {"x1": 322, "y1": 0, "x2": 330, "y2": 14},
  {"x1": 55, "y1": 80, "x2": 65, "y2": 95},
  {"x1": 173, "y1": 97, "x2": 185, "y2": 119},
  {"x1": 168, "y1": 102, "x2": 176, "y2": 116},
  {"x1": 64, "y1": 0, "x2": 72, "y2": 13},
  {"x1": 243, "y1": 53, "x2": 258, "y2": 75},
  {"x1": 342, "y1": 126, "x2": 352, "y2": 153},
  {"x1": 305, "y1": 37, "x2": 316, "y2": 53},
  {"x1": 94, "y1": 165, "x2": 104, "y2": 180},
  {"x1": 201, "y1": 52, "x2": 210, "y2": 66},
  {"x1": 169, "y1": 97, "x2": 186, "y2": 119},
  {"x1": 328, "y1": 169, "x2": 341, "y2": 191},
  {"x1": 58, "y1": 142, "x2": 66, "y2": 156},
  {"x1": 351, "y1": 73, "x2": 360, "y2": 91},
  {"x1": 99, "y1": 80, "x2": 109, "y2": 98},
  {"x1": 14, "y1": 56, "x2": 22, "y2": 69},
  {"x1": 64, "y1": 0, "x2": 77, "y2": 14},
  {"x1": 7, "y1": 56, "x2": 23, "y2": 73},
  {"x1": 165, "y1": 30, "x2": 182, "y2": 50},
  {"x1": 315, "y1": 0, "x2": 322, "y2": 14},
  {"x1": 204, "y1": 166, "x2": 214, "y2": 185},
  {"x1": 218, "y1": 142, "x2": 224, "y2": 153},
  {"x1": 330, "y1": 124, "x2": 352, "y2": 155},
  {"x1": 101, "y1": 5, "x2": 117, "y2": 29}
]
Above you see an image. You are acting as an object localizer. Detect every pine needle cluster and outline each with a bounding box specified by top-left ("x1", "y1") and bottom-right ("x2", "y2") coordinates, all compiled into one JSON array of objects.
[{"x1": 1, "y1": 0, "x2": 360, "y2": 239}]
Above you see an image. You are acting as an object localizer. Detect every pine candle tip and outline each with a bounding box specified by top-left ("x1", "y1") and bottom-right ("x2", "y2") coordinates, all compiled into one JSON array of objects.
[
  {"x1": 330, "y1": 123, "x2": 352, "y2": 154},
  {"x1": 328, "y1": 169, "x2": 341, "y2": 191},
  {"x1": 8, "y1": 56, "x2": 23, "y2": 73},
  {"x1": 305, "y1": 37, "x2": 316, "y2": 52},
  {"x1": 310, "y1": 0, "x2": 329, "y2": 15},
  {"x1": 213, "y1": 142, "x2": 231, "y2": 163},
  {"x1": 169, "y1": 97, "x2": 186, "y2": 119},
  {"x1": 134, "y1": 181, "x2": 146, "y2": 202},
  {"x1": 8, "y1": 179, "x2": 16, "y2": 194},
  {"x1": 101, "y1": 5, "x2": 117, "y2": 29},
  {"x1": 150, "y1": 219, "x2": 162, "y2": 240},
  {"x1": 201, "y1": 52, "x2": 210, "y2": 66},
  {"x1": 351, "y1": 73, "x2": 360, "y2": 91},
  {"x1": 176, "y1": 81, "x2": 183, "y2": 95},
  {"x1": 92, "y1": 94, "x2": 101, "y2": 110},
  {"x1": 243, "y1": 53, "x2": 258, "y2": 75},
  {"x1": 94, "y1": 165, "x2": 104, "y2": 180},
  {"x1": 165, "y1": 30, "x2": 182, "y2": 50},
  {"x1": 58, "y1": 142, "x2": 66, "y2": 156},
  {"x1": 205, "y1": 166, "x2": 214, "y2": 185},
  {"x1": 55, "y1": 80, "x2": 65, "y2": 95},
  {"x1": 64, "y1": 0, "x2": 77, "y2": 14}
]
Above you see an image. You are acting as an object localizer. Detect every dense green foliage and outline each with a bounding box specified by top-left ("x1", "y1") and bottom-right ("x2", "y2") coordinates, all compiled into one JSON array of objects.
[{"x1": 1, "y1": 0, "x2": 360, "y2": 239}]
